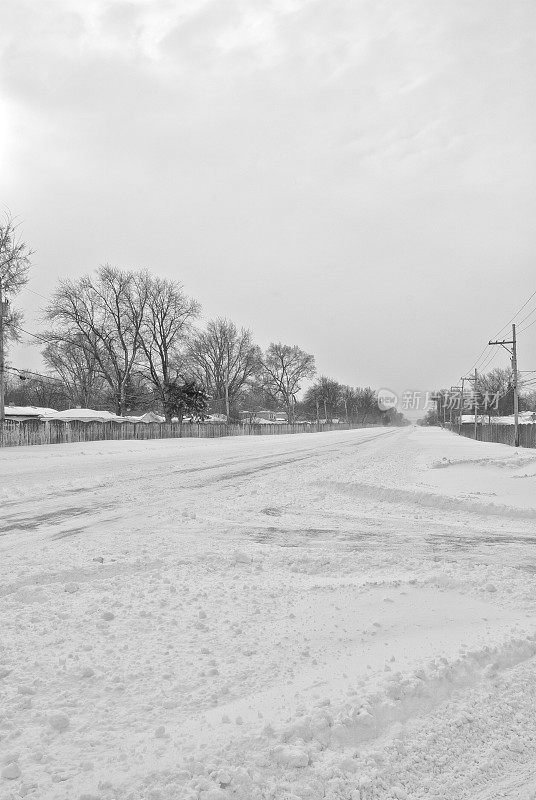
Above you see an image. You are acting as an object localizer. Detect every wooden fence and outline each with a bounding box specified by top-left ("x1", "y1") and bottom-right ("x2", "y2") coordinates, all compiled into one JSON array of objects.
[
  {"x1": 450, "y1": 422, "x2": 536, "y2": 448},
  {"x1": 0, "y1": 419, "x2": 381, "y2": 448}
]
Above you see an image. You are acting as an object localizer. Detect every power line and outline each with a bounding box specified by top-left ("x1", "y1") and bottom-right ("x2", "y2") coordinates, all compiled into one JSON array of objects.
[
  {"x1": 492, "y1": 289, "x2": 536, "y2": 339},
  {"x1": 464, "y1": 344, "x2": 491, "y2": 377},
  {"x1": 518, "y1": 316, "x2": 536, "y2": 335},
  {"x1": 13, "y1": 322, "x2": 70, "y2": 345},
  {"x1": 515, "y1": 304, "x2": 536, "y2": 329},
  {"x1": 5, "y1": 365, "x2": 60, "y2": 383},
  {"x1": 464, "y1": 346, "x2": 497, "y2": 381},
  {"x1": 474, "y1": 348, "x2": 496, "y2": 373},
  {"x1": 22, "y1": 286, "x2": 50, "y2": 302},
  {"x1": 463, "y1": 288, "x2": 536, "y2": 378},
  {"x1": 15, "y1": 325, "x2": 50, "y2": 343},
  {"x1": 478, "y1": 348, "x2": 500, "y2": 374}
]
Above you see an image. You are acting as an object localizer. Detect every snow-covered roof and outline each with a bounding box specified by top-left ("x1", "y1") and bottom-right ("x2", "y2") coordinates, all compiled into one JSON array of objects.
[
  {"x1": 125, "y1": 412, "x2": 165, "y2": 424},
  {"x1": 51, "y1": 408, "x2": 127, "y2": 423},
  {"x1": 4, "y1": 406, "x2": 58, "y2": 419}
]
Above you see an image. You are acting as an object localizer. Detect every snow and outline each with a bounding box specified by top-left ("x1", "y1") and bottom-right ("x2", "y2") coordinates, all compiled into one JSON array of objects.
[
  {"x1": 461, "y1": 412, "x2": 536, "y2": 424},
  {"x1": 1, "y1": 427, "x2": 536, "y2": 799},
  {"x1": 1, "y1": 764, "x2": 21, "y2": 781},
  {"x1": 50, "y1": 409, "x2": 127, "y2": 423},
  {"x1": 125, "y1": 412, "x2": 165, "y2": 424},
  {"x1": 3, "y1": 406, "x2": 126, "y2": 422},
  {"x1": 4, "y1": 406, "x2": 59, "y2": 419}
]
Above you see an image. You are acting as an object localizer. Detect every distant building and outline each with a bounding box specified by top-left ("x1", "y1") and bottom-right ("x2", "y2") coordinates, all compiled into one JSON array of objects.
[
  {"x1": 239, "y1": 410, "x2": 288, "y2": 424},
  {"x1": 125, "y1": 412, "x2": 165, "y2": 424}
]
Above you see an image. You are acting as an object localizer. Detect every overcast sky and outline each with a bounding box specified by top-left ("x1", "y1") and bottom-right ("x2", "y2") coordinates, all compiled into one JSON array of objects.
[{"x1": 2, "y1": 0, "x2": 535, "y2": 406}]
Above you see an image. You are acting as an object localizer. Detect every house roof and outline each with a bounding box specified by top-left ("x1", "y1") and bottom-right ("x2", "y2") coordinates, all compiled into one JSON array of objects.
[
  {"x1": 4, "y1": 406, "x2": 57, "y2": 419},
  {"x1": 51, "y1": 408, "x2": 127, "y2": 423},
  {"x1": 125, "y1": 412, "x2": 165, "y2": 424}
]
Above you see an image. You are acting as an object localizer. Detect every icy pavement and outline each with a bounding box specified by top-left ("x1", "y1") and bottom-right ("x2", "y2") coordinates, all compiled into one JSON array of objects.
[{"x1": 1, "y1": 427, "x2": 536, "y2": 799}]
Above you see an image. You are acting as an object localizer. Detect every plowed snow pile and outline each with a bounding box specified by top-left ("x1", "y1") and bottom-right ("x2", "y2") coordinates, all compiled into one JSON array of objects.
[{"x1": 2, "y1": 427, "x2": 536, "y2": 799}]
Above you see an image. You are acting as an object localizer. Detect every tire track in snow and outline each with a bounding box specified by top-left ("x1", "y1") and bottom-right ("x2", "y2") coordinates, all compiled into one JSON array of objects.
[{"x1": 187, "y1": 430, "x2": 396, "y2": 487}]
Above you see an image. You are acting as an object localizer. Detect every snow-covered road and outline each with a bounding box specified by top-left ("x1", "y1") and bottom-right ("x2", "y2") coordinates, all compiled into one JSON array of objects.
[{"x1": 2, "y1": 427, "x2": 536, "y2": 799}]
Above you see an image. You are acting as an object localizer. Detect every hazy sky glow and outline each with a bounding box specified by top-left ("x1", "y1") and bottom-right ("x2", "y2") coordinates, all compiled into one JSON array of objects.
[{"x1": 2, "y1": 0, "x2": 535, "y2": 401}]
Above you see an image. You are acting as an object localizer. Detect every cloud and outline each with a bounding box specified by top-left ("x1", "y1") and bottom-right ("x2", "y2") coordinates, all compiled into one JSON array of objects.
[{"x1": 1, "y1": 0, "x2": 535, "y2": 391}]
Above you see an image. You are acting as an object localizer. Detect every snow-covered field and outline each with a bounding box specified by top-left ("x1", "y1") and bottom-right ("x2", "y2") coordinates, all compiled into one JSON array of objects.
[{"x1": 2, "y1": 426, "x2": 536, "y2": 800}]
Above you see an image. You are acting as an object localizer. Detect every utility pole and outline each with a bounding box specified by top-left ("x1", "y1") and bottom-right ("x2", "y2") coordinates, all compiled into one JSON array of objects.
[
  {"x1": 0, "y1": 280, "x2": 5, "y2": 426},
  {"x1": 459, "y1": 377, "x2": 466, "y2": 434},
  {"x1": 450, "y1": 386, "x2": 461, "y2": 429},
  {"x1": 466, "y1": 370, "x2": 479, "y2": 440},
  {"x1": 512, "y1": 324, "x2": 519, "y2": 447},
  {"x1": 488, "y1": 324, "x2": 519, "y2": 447},
  {"x1": 474, "y1": 369, "x2": 478, "y2": 441}
]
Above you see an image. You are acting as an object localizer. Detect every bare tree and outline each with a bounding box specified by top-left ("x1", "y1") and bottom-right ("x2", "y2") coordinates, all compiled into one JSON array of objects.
[
  {"x1": 42, "y1": 334, "x2": 107, "y2": 408},
  {"x1": 0, "y1": 212, "x2": 31, "y2": 297},
  {"x1": 237, "y1": 379, "x2": 277, "y2": 423},
  {"x1": 355, "y1": 386, "x2": 377, "y2": 424},
  {"x1": 139, "y1": 276, "x2": 200, "y2": 421},
  {"x1": 188, "y1": 319, "x2": 261, "y2": 419},
  {"x1": 340, "y1": 385, "x2": 357, "y2": 422},
  {"x1": 304, "y1": 376, "x2": 342, "y2": 422},
  {"x1": 522, "y1": 390, "x2": 536, "y2": 418},
  {"x1": 45, "y1": 266, "x2": 148, "y2": 416},
  {"x1": 5, "y1": 371, "x2": 69, "y2": 411},
  {"x1": 0, "y1": 212, "x2": 33, "y2": 420},
  {"x1": 261, "y1": 343, "x2": 316, "y2": 423},
  {"x1": 477, "y1": 366, "x2": 516, "y2": 421}
]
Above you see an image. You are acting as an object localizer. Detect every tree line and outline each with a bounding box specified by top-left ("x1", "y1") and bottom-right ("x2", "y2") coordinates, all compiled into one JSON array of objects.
[
  {"x1": 11, "y1": 264, "x2": 404, "y2": 424},
  {"x1": 9, "y1": 265, "x2": 403, "y2": 424},
  {"x1": 1, "y1": 217, "x2": 405, "y2": 425}
]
